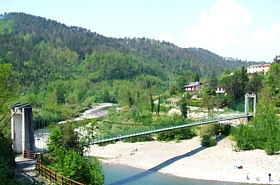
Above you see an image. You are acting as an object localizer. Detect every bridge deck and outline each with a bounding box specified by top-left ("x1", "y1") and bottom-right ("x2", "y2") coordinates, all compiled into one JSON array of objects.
[{"x1": 91, "y1": 114, "x2": 252, "y2": 144}]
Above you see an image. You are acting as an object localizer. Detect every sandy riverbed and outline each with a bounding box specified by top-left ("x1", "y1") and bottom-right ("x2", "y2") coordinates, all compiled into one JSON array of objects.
[{"x1": 87, "y1": 136, "x2": 280, "y2": 184}]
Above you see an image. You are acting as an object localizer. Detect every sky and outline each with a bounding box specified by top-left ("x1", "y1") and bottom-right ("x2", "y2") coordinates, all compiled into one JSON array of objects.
[{"x1": 1, "y1": 0, "x2": 280, "y2": 62}]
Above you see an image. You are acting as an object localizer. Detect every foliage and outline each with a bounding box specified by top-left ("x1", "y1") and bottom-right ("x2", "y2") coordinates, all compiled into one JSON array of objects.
[
  {"x1": 156, "y1": 116, "x2": 196, "y2": 141},
  {"x1": 246, "y1": 72, "x2": 263, "y2": 93},
  {"x1": 157, "y1": 127, "x2": 196, "y2": 142},
  {"x1": 48, "y1": 121, "x2": 97, "y2": 156},
  {"x1": 123, "y1": 134, "x2": 154, "y2": 142},
  {"x1": 231, "y1": 124, "x2": 256, "y2": 150},
  {"x1": 45, "y1": 146, "x2": 104, "y2": 185},
  {"x1": 46, "y1": 120, "x2": 104, "y2": 184},
  {"x1": 0, "y1": 133, "x2": 15, "y2": 184},
  {"x1": 0, "y1": 19, "x2": 13, "y2": 34},
  {"x1": 218, "y1": 67, "x2": 249, "y2": 109},
  {"x1": 0, "y1": 12, "x2": 257, "y2": 102},
  {"x1": 179, "y1": 96, "x2": 187, "y2": 119},
  {"x1": 267, "y1": 57, "x2": 280, "y2": 106},
  {"x1": 198, "y1": 123, "x2": 231, "y2": 147},
  {"x1": 231, "y1": 87, "x2": 280, "y2": 154},
  {"x1": 0, "y1": 63, "x2": 16, "y2": 114},
  {"x1": 201, "y1": 135, "x2": 217, "y2": 147}
]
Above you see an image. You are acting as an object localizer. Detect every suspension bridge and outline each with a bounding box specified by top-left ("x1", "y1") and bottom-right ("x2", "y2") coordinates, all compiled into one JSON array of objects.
[
  {"x1": 9, "y1": 93, "x2": 256, "y2": 153},
  {"x1": 91, "y1": 113, "x2": 252, "y2": 144}
]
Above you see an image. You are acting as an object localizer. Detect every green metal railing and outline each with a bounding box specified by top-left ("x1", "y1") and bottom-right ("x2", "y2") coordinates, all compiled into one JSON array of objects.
[{"x1": 92, "y1": 112, "x2": 252, "y2": 144}]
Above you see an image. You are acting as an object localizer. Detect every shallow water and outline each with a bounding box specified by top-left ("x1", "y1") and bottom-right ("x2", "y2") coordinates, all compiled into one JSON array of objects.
[{"x1": 102, "y1": 163, "x2": 248, "y2": 185}]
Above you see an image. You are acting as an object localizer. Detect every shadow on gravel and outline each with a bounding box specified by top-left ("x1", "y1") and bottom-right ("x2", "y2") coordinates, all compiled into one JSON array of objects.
[{"x1": 109, "y1": 136, "x2": 226, "y2": 185}]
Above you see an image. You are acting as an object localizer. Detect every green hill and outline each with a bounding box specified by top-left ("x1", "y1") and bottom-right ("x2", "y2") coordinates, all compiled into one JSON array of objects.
[{"x1": 0, "y1": 12, "x2": 262, "y2": 115}]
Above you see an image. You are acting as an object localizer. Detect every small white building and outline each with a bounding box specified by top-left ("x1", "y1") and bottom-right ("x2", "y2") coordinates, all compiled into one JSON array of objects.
[
  {"x1": 216, "y1": 87, "x2": 226, "y2": 94},
  {"x1": 247, "y1": 64, "x2": 271, "y2": 74}
]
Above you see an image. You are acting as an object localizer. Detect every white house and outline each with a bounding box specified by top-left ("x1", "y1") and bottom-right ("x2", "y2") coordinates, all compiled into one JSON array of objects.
[{"x1": 247, "y1": 64, "x2": 271, "y2": 74}]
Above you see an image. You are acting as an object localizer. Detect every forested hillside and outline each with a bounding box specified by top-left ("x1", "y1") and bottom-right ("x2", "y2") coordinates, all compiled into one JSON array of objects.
[
  {"x1": 0, "y1": 13, "x2": 258, "y2": 85},
  {"x1": 0, "y1": 12, "x2": 262, "y2": 122}
]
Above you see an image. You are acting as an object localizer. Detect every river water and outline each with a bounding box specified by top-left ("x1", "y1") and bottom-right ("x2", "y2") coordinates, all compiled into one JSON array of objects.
[{"x1": 102, "y1": 163, "x2": 248, "y2": 185}]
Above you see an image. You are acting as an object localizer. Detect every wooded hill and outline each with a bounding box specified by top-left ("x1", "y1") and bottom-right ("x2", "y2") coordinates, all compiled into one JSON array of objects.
[{"x1": 0, "y1": 12, "x2": 260, "y2": 91}]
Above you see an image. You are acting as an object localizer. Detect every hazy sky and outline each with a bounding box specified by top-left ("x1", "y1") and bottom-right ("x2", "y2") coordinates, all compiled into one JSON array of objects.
[{"x1": 1, "y1": 0, "x2": 280, "y2": 62}]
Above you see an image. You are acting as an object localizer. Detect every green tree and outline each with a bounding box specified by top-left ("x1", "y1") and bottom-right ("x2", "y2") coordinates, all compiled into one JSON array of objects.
[
  {"x1": 267, "y1": 57, "x2": 280, "y2": 106},
  {"x1": 251, "y1": 88, "x2": 280, "y2": 154},
  {"x1": 176, "y1": 75, "x2": 187, "y2": 93},
  {"x1": 0, "y1": 133, "x2": 15, "y2": 184},
  {"x1": 201, "y1": 135, "x2": 217, "y2": 147},
  {"x1": 156, "y1": 95, "x2": 160, "y2": 115},
  {"x1": 208, "y1": 72, "x2": 218, "y2": 91},
  {"x1": 50, "y1": 146, "x2": 104, "y2": 185},
  {"x1": 246, "y1": 73, "x2": 263, "y2": 93},
  {"x1": 48, "y1": 121, "x2": 96, "y2": 156},
  {"x1": 0, "y1": 63, "x2": 16, "y2": 115},
  {"x1": 179, "y1": 96, "x2": 187, "y2": 119},
  {"x1": 0, "y1": 63, "x2": 16, "y2": 184},
  {"x1": 149, "y1": 91, "x2": 155, "y2": 112},
  {"x1": 47, "y1": 121, "x2": 104, "y2": 184},
  {"x1": 219, "y1": 68, "x2": 248, "y2": 108},
  {"x1": 232, "y1": 87, "x2": 280, "y2": 154}
]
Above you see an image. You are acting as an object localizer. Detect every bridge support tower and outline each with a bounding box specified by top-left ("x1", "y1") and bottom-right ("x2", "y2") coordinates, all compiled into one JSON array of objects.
[
  {"x1": 245, "y1": 93, "x2": 257, "y2": 122},
  {"x1": 11, "y1": 104, "x2": 35, "y2": 154}
]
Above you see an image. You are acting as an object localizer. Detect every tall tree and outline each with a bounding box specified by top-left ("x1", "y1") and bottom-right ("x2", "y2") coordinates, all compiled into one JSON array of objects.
[
  {"x1": 179, "y1": 96, "x2": 187, "y2": 119},
  {"x1": 246, "y1": 73, "x2": 263, "y2": 93},
  {"x1": 0, "y1": 63, "x2": 16, "y2": 114},
  {"x1": 208, "y1": 72, "x2": 218, "y2": 91}
]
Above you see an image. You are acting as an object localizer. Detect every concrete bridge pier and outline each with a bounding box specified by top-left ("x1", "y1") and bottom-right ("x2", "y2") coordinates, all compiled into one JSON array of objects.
[
  {"x1": 244, "y1": 93, "x2": 257, "y2": 123},
  {"x1": 245, "y1": 93, "x2": 257, "y2": 115},
  {"x1": 11, "y1": 104, "x2": 35, "y2": 154}
]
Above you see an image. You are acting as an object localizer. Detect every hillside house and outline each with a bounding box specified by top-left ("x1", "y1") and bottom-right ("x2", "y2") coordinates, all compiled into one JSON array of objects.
[
  {"x1": 185, "y1": 82, "x2": 202, "y2": 92},
  {"x1": 247, "y1": 64, "x2": 271, "y2": 74}
]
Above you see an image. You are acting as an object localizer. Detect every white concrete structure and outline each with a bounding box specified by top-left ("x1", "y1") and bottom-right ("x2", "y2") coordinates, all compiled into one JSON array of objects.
[
  {"x1": 247, "y1": 64, "x2": 271, "y2": 74},
  {"x1": 245, "y1": 93, "x2": 257, "y2": 115},
  {"x1": 11, "y1": 104, "x2": 35, "y2": 154}
]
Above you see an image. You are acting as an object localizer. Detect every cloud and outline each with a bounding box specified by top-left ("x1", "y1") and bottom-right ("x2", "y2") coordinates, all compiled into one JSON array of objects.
[
  {"x1": 183, "y1": 0, "x2": 253, "y2": 59},
  {"x1": 157, "y1": 32, "x2": 177, "y2": 44},
  {"x1": 250, "y1": 24, "x2": 280, "y2": 49},
  {"x1": 183, "y1": 0, "x2": 280, "y2": 61}
]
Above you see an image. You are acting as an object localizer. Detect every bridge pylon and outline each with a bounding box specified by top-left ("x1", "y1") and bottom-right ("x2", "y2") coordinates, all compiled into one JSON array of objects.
[
  {"x1": 245, "y1": 93, "x2": 257, "y2": 115},
  {"x1": 11, "y1": 103, "x2": 35, "y2": 154}
]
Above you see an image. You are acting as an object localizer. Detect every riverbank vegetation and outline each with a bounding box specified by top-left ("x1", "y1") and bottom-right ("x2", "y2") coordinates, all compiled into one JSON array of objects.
[
  {"x1": 232, "y1": 57, "x2": 280, "y2": 155},
  {"x1": 43, "y1": 121, "x2": 104, "y2": 184}
]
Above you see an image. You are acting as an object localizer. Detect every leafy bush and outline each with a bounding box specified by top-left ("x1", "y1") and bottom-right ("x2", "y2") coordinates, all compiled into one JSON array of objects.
[
  {"x1": 231, "y1": 124, "x2": 256, "y2": 150},
  {"x1": 46, "y1": 122, "x2": 104, "y2": 184},
  {"x1": 123, "y1": 134, "x2": 154, "y2": 142},
  {"x1": 157, "y1": 127, "x2": 196, "y2": 142},
  {"x1": 0, "y1": 133, "x2": 15, "y2": 184},
  {"x1": 201, "y1": 135, "x2": 217, "y2": 147},
  {"x1": 47, "y1": 146, "x2": 104, "y2": 185}
]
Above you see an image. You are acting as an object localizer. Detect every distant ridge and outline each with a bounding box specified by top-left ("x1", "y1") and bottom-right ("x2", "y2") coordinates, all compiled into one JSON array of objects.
[{"x1": 0, "y1": 12, "x2": 262, "y2": 88}]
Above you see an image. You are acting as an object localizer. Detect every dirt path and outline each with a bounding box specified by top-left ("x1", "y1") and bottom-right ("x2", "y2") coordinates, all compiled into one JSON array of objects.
[{"x1": 15, "y1": 155, "x2": 42, "y2": 184}]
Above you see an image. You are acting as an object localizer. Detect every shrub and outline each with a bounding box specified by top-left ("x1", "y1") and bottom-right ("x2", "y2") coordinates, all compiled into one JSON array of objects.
[
  {"x1": 231, "y1": 124, "x2": 256, "y2": 150},
  {"x1": 201, "y1": 135, "x2": 217, "y2": 147},
  {"x1": 0, "y1": 133, "x2": 15, "y2": 184}
]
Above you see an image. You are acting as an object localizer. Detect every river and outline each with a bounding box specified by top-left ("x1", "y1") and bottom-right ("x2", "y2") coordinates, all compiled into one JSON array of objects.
[{"x1": 102, "y1": 163, "x2": 248, "y2": 185}]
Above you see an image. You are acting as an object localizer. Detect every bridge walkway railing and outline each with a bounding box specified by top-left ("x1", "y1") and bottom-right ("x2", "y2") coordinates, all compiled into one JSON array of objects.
[{"x1": 92, "y1": 113, "x2": 252, "y2": 144}]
